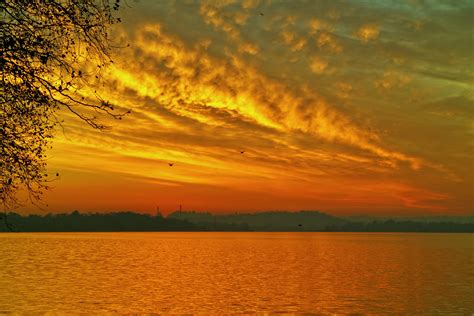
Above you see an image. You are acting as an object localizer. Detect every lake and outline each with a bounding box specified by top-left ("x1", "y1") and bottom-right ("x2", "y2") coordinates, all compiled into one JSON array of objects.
[{"x1": 0, "y1": 232, "x2": 473, "y2": 314}]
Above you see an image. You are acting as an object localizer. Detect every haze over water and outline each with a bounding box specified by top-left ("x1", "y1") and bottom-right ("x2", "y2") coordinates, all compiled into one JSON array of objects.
[{"x1": 1, "y1": 232, "x2": 473, "y2": 314}]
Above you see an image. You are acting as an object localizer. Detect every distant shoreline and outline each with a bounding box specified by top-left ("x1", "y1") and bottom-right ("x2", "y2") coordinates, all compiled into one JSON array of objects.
[
  {"x1": 2, "y1": 211, "x2": 473, "y2": 233},
  {"x1": 1, "y1": 231, "x2": 473, "y2": 234}
]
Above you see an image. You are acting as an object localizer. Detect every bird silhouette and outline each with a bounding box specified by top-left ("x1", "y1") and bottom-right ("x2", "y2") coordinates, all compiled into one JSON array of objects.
[
  {"x1": 56, "y1": 172, "x2": 59, "y2": 177},
  {"x1": 240, "y1": 151, "x2": 245, "y2": 154},
  {"x1": 259, "y1": 12, "x2": 264, "y2": 16},
  {"x1": 168, "y1": 163, "x2": 174, "y2": 167}
]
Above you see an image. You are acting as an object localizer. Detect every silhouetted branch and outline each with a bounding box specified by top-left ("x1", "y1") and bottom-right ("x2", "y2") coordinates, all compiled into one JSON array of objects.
[{"x1": 1, "y1": 0, "x2": 127, "y2": 208}]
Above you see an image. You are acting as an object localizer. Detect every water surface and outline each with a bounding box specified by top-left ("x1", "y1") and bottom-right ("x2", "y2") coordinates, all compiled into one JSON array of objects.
[{"x1": 0, "y1": 232, "x2": 473, "y2": 314}]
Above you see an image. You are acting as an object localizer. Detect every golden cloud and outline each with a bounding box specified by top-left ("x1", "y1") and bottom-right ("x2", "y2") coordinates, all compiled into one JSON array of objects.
[
  {"x1": 376, "y1": 70, "x2": 411, "y2": 90},
  {"x1": 356, "y1": 24, "x2": 380, "y2": 43},
  {"x1": 99, "y1": 23, "x2": 421, "y2": 170},
  {"x1": 309, "y1": 56, "x2": 329, "y2": 74},
  {"x1": 317, "y1": 31, "x2": 343, "y2": 53}
]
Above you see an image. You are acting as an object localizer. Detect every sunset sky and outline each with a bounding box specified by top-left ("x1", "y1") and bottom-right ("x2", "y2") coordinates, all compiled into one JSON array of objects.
[{"x1": 31, "y1": 0, "x2": 472, "y2": 215}]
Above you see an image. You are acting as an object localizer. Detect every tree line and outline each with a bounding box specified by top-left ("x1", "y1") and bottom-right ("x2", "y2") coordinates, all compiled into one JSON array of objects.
[{"x1": 2, "y1": 211, "x2": 473, "y2": 232}]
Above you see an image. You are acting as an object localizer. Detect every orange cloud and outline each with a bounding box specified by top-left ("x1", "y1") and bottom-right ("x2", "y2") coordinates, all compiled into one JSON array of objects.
[
  {"x1": 309, "y1": 56, "x2": 328, "y2": 74},
  {"x1": 375, "y1": 70, "x2": 411, "y2": 90},
  {"x1": 356, "y1": 24, "x2": 380, "y2": 43},
  {"x1": 316, "y1": 31, "x2": 343, "y2": 53}
]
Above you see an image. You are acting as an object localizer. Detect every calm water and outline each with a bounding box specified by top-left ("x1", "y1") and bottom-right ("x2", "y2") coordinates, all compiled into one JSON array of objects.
[{"x1": 0, "y1": 232, "x2": 473, "y2": 314}]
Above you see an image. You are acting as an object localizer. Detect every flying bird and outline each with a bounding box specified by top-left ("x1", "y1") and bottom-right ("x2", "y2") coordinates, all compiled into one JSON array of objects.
[
  {"x1": 259, "y1": 12, "x2": 264, "y2": 16},
  {"x1": 168, "y1": 163, "x2": 174, "y2": 167},
  {"x1": 240, "y1": 151, "x2": 245, "y2": 154},
  {"x1": 56, "y1": 172, "x2": 59, "y2": 177}
]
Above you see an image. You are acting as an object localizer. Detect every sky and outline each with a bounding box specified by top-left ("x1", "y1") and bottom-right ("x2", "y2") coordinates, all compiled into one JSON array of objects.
[{"x1": 31, "y1": 0, "x2": 473, "y2": 215}]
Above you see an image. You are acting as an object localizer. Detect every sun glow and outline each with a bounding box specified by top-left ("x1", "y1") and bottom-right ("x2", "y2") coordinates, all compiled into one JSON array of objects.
[{"x1": 34, "y1": 1, "x2": 473, "y2": 215}]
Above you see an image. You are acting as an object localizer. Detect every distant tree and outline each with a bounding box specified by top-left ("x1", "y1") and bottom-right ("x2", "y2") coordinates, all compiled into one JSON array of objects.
[{"x1": 1, "y1": 0, "x2": 128, "y2": 210}]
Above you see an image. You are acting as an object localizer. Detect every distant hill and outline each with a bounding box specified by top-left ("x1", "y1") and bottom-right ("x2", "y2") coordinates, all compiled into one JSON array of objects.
[
  {"x1": 344, "y1": 215, "x2": 474, "y2": 224},
  {"x1": 326, "y1": 219, "x2": 474, "y2": 233},
  {"x1": 168, "y1": 210, "x2": 348, "y2": 231}
]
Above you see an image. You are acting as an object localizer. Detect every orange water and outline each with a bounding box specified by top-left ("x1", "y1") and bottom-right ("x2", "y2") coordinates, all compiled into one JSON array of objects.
[{"x1": 0, "y1": 232, "x2": 473, "y2": 314}]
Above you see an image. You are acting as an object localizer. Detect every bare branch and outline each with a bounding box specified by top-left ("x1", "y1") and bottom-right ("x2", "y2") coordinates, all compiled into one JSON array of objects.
[{"x1": 1, "y1": 0, "x2": 126, "y2": 209}]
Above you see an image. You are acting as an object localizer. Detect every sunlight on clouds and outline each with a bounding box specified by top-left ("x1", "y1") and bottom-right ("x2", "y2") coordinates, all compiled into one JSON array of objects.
[
  {"x1": 40, "y1": 0, "x2": 473, "y2": 215},
  {"x1": 199, "y1": 0, "x2": 259, "y2": 56},
  {"x1": 356, "y1": 24, "x2": 380, "y2": 43},
  {"x1": 241, "y1": 0, "x2": 259, "y2": 10},
  {"x1": 281, "y1": 30, "x2": 307, "y2": 52},
  {"x1": 98, "y1": 23, "x2": 423, "y2": 172},
  {"x1": 309, "y1": 18, "x2": 330, "y2": 35},
  {"x1": 316, "y1": 31, "x2": 342, "y2": 53},
  {"x1": 238, "y1": 42, "x2": 259, "y2": 55},
  {"x1": 375, "y1": 70, "x2": 411, "y2": 90},
  {"x1": 309, "y1": 56, "x2": 328, "y2": 74}
]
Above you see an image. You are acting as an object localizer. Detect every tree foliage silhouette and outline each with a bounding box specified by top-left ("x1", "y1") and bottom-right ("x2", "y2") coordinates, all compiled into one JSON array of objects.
[{"x1": 1, "y1": 0, "x2": 127, "y2": 209}]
